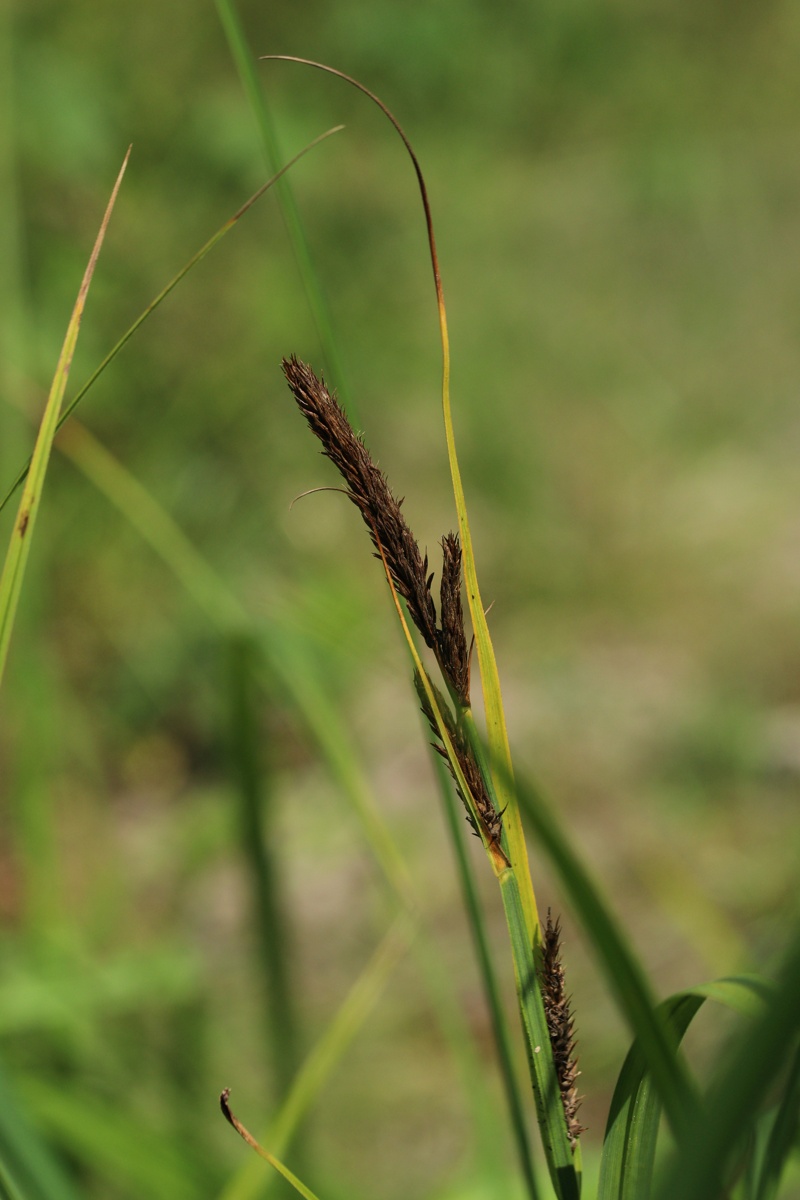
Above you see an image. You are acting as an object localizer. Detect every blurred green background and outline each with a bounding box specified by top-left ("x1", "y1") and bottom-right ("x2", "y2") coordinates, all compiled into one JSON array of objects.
[{"x1": 1, "y1": 1, "x2": 799, "y2": 1197}]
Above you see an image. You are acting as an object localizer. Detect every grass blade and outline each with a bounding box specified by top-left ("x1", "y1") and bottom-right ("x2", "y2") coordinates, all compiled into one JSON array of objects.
[
  {"x1": 221, "y1": 1091, "x2": 325, "y2": 1200},
  {"x1": 214, "y1": 1, "x2": 354, "y2": 416},
  {"x1": 598, "y1": 976, "x2": 770, "y2": 1200},
  {"x1": 750, "y1": 1039, "x2": 800, "y2": 1200},
  {"x1": 19, "y1": 1077, "x2": 206, "y2": 1200},
  {"x1": 430, "y1": 748, "x2": 540, "y2": 1200},
  {"x1": 0, "y1": 129, "x2": 342, "y2": 517},
  {"x1": 0, "y1": 148, "x2": 129, "y2": 688},
  {"x1": 0, "y1": 1063, "x2": 79, "y2": 1200},
  {"x1": 0, "y1": 1160, "x2": 27, "y2": 1200},
  {"x1": 375, "y1": 544, "x2": 579, "y2": 1198},
  {"x1": 513, "y1": 768, "x2": 699, "y2": 1145},
  {"x1": 261, "y1": 55, "x2": 541, "y2": 943},
  {"x1": 226, "y1": 633, "x2": 299, "y2": 1102},
  {"x1": 655, "y1": 923, "x2": 800, "y2": 1200}
]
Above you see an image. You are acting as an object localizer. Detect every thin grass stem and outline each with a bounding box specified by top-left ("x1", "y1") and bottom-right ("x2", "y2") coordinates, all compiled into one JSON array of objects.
[
  {"x1": 215, "y1": 2, "x2": 354, "y2": 418},
  {"x1": 263, "y1": 54, "x2": 540, "y2": 946},
  {"x1": 226, "y1": 633, "x2": 300, "y2": 1103},
  {"x1": 0, "y1": 128, "x2": 342, "y2": 517},
  {"x1": 655, "y1": 924, "x2": 800, "y2": 1200},
  {"x1": 511, "y1": 767, "x2": 699, "y2": 1145},
  {"x1": 0, "y1": 148, "x2": 129, "y2": 688},
  {"x1": 220, "y1": 1091, "x2": 323, "y2": 1200},
  {"x1": 431, "y1": 749, "x2": 541, "y2": 1199}
]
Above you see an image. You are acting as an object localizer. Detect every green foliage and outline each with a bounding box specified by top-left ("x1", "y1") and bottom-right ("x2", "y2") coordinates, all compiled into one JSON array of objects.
[{"x1": 1, "y1": 2, "x2": 799, "y2": 1199}]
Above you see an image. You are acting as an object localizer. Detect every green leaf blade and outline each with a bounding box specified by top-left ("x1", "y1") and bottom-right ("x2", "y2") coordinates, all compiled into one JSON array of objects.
[
  {"x1": 0, "y1": 148, "x2": 129, "y2": 688},
  {"x1": 598, "y1": 976, "x2": 770, "y2": 1200}
]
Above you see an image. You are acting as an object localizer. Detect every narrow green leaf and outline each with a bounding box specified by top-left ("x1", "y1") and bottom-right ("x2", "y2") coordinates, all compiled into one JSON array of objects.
[
  {"x1": 226, "y1": 633, "x2": 299, "y2": 1102},
  {"x1": 498, "y1": 868, "x2": 580, "y2": 1200},
  {"x1": 0, "y1": 129, "x2": 341, "y2": 518},
  {"x1": 751, "y1": 1040, "x2": 800, "y2": 1200},
  {"x1": 0, "y1": 1062, "x2": 79, "y2": 1200},
  {"x1": 438, "y1": 365, "x2": 539, "y2": 946},
  {"x1": 374, "y1": 547, "x2": 578, "y2": 1198},
  {"x1": 598, "y1": 976, "x2": 771, "y2": 1200},
  {"x1": 0, "y1": 148, "x2": 129, "y2": 687},
  {"x1": 513, "y1": 768, "x2": 699, "y2": 1145},
  {"x1": 19, "y1": 1078, "x2": 206, "y2": 1200},
  {"x1": 655, "y1": 922, "x2": 800, "y2": 1200},
  {"x1": 0, "y1": 1160, "x2": 27, "y2": 1200},
  {"x1": 215, "y1": 2, "x2": 354, "y2": 416},
  {"x1": 261, "y1": 54, "x2": 542, "y2": 948},
  {"x1": 431, "y1": 749, "x2": 541, "y2": 1200}
]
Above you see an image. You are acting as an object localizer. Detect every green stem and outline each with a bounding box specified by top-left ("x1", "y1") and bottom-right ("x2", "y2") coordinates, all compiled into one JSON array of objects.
[
  {"x1": 432, "y1": 749, "x2": 541, "y2": 1199},
  {"x1": 498, "y1": 868, "x2": 580, "y2": 1200},
  {"x1": 226, "y1": 633, "x2": 300, "y2": 1104},
  {"x1": 513, "y1": 770, "x2": 699, "y2": 1145},
  {"x1": 214, "y1": 0, "x2": 355, "y2": 419}
]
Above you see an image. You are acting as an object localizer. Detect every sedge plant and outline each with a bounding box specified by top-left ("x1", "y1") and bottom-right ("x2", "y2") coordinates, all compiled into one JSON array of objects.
[
  {"x1": 1, "y1": 50, "x2": 798, "y2": 1200},
  {"x1": 220, "y1": 58, "x2": 800, "y2": 1200}
]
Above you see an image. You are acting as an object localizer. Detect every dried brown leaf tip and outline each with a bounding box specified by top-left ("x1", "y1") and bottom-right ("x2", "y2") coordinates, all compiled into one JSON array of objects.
[
  {"x1": 540, "y1": 910, "x2": 584, "y2": 1150},
  {"x1": 283, "y1": 356, "x2": 438, "y2": 652}
]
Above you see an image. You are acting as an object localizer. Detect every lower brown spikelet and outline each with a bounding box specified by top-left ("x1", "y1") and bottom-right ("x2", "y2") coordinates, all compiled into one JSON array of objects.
[
  {"x1": 540, "y1": 910, "x2": 585, "y2": 1150},
  {"x1": 414, "y1": 671, "x2": 507, "y2": 863}
]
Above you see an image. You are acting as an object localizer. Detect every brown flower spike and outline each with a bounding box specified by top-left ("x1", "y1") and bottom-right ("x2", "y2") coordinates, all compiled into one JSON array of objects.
[
  {"x1": 438, "y1": 532, "x2": 470, "y2": 706},
  {"x1": 414, "y1": 672, "x2": 507, "y2": 864},
  {"x1": 283, "y1": 356, "x2": 470, "y2": 705},
  {"x1": 284, "y1": 355, "x2": 505, "y2": 855},
  {"x1": 283, "y1": 355, "x2": 439, "y2": 652},
  {"x1": 540, "y1": 911, "x2": 585, "y2": 1149}
]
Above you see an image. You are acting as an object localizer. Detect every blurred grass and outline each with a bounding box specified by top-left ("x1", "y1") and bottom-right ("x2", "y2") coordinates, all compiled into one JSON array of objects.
[{"x1": 2, "y1": 1, "x2": 800, "y2": 1197}]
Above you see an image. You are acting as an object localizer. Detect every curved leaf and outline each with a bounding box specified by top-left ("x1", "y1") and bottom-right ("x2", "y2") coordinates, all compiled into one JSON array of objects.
[
  {"x1": 750, "y1": 1039, "x2": 800, "y2": 1200},
  {"x1": 261, "y1": 53, "x2": 541, "y2": 947},
  {"x1": 598, "y1": 975, "x2": 771, "y2": 1200},
  {"x1": 513, "y1": 769, "x2": 698, "y2": 1144},
  {"x1": 376, "y1": 554, "x2": 578, "y2": 1199},
  {"x1": 655, "y1": 926, "x2": 800, "y2": 1200},
  {"x1": 0, "y1": 150, "x2": 129, "y2": 687},
  {"x1": 0, "y1": 130, "x2": 341, "y2": 517}
]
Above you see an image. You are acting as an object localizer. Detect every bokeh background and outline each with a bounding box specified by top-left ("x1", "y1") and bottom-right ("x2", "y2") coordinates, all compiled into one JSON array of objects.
[{"x1": 1, "y1": 1, "x2": 799, "y2": 1197}]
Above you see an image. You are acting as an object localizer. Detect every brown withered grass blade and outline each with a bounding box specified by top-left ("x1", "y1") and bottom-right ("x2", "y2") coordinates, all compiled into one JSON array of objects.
[{"x1": 220, "y1": 1091, "x2": 324, "y2": 1200}]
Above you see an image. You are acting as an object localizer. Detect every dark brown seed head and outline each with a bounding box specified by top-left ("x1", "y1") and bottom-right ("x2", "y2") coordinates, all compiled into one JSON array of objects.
[
  {"x1": 540, "y1": 911, "x2": 585, "y2": 1150},
  {"x1": 414, "y1": 670, "x2": 506, "y2": 859},
  {"x1": 283, "y1": 356, "x2": 438, "y2": 651},
  {"x1": 437, "y1": 532, "x2": 470, "y2": 706}
]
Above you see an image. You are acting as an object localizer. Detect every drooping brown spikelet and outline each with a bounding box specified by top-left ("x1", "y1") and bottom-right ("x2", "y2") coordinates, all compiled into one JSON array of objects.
[
  {"x1": 540, "y1": 910, "x2": 585, "y2": 1150},
  {"x1": 414, "y1": 671, "x2": 506, "y2": 859},
  {"x1": 438, "y1": 532, "x2": 470, "y2": 706},
  {"x1": 283, "y1": 356, "x2": 438, "y2": 651}
]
